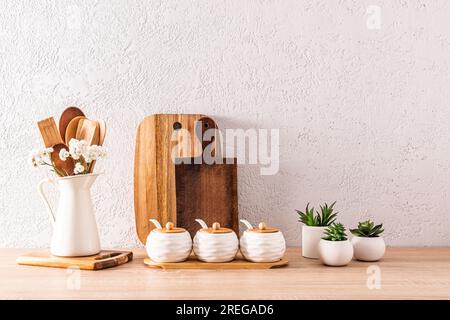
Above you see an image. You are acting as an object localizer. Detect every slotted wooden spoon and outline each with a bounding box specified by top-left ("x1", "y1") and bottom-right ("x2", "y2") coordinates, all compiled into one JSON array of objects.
[{"x1": 37, "y1": 117, "x2": 64, "y2": 147}]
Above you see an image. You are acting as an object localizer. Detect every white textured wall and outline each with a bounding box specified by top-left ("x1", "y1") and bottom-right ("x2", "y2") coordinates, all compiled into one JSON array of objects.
[{"x1": 1, "y1": 0, "x2": 450, "y2": 248}]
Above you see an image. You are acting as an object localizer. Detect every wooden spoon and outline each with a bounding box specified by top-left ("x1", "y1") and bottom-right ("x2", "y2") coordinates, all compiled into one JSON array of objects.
[
  {"x1": 65, "y1": 115, "x2": 86, "y2": 145},
  {"x1": 59, "y1": 107, "x2": 85, "y2": 142},
  {"x1": 97, "y1": 119, "x2": 106, "y2": 146},
  {"x1": 76, "y1": 118, "x2": 100, "y2": 145},
  {"x1": 50, "y1": 143, "x2": 75, "y2": 176},
  {"x1": 89, "y1": 119, "x2": 106, "y2": 173}
]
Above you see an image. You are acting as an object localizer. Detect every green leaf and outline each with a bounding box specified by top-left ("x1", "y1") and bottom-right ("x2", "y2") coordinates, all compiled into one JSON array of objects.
[
  {"x1": 351, "y1": 220, "x2": 384, "y2": 237},
  {"x1": 316, "y1": 201, "x2": 338, "y2": 226},
  {"x1": 322, "y1": 222, "x2": 347, "y2": 241},
  {"x1": 296, "y1": 203, "x2": 319, "y2": 226}
]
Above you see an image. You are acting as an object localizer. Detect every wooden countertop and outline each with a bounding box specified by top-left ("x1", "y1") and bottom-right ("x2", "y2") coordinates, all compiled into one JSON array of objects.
[{"x1": 1, "y1": 247, "x2": 449, "y2": 299}]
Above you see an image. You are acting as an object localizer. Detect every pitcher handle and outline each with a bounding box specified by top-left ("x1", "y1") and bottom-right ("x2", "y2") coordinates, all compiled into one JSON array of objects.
[{"x1": 37, "y1": 178, "x2": 56, "y2": 227}]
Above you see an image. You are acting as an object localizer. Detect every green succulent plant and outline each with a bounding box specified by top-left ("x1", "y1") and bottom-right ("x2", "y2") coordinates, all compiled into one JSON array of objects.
[
  {"x1": 350, "y1": 220, "x2": 384, "y2": 237},
  {"x1": 296, "y1": 201, "x2": 338, "y2": 227},
  {"x1": 322, "y1": 222, "x2": 347, "y2": 241}
]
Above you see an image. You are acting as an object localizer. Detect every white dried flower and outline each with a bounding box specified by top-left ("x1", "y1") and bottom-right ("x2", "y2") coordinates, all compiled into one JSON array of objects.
[
  {"x1": 59, "y1": 148, "x2": 70, "y2": 161},
  {"x1": 29, "y1": 147, "x2": 53, "y2": 167},
  {"x1": 29, "y1": 149, "x2": 41, "y2": 167},
  {"x1": 82, "y1": 145, "x2": 107, "y2": 163},
  {"x1": 69, "y1": 139, "x2": 87, "y2": 160},
  {"x1": 74, "y1": 162, "x2": 85, "y2": 175}
]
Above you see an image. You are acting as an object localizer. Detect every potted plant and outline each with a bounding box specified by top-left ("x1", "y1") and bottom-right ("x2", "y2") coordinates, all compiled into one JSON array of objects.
[
  {"x1": 350, "y1": 220, "x2": 385, "y2": 261},
  {"x1": 296, "y1": 202, "x2": 338, "y2": 259},
  {"x1": 318, "y1": 222, "x2": 353, "y2": 266}
]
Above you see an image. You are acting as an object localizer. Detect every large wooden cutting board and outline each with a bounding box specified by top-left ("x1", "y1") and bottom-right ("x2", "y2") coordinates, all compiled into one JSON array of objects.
[{"x1": 134, "y1": 114, "x2": 237, "y2": 243}]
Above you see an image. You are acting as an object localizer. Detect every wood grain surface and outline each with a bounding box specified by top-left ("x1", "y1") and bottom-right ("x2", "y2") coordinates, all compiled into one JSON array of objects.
[
  {"x1": 3, "y1": 248, "x2": 450, "y2": 299},
  {"x1": 175, "y1": 158, "x2": 238, "y2": 237}
]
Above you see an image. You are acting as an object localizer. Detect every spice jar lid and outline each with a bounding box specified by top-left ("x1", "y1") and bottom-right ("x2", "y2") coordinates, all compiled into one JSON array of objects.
[
  {"x1": 200, "y1": 222, "x2": 233, "y2": 234},
  {"x1": 246, "y1": 222, "x2": 279, "y2": 233},
  {"x1": 153, "y1": 222, "x2": 186, "y2": 233}
]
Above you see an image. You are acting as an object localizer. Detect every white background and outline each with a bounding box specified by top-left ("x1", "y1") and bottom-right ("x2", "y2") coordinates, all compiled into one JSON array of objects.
[{"x1": 1, "y1": 1, "x2": 449, "y2": 248}]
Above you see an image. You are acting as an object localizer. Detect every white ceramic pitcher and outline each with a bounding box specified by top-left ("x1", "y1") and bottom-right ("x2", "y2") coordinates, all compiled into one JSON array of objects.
[{"x1": 37, "y1": 173, "x2": 101, "y2": 257}]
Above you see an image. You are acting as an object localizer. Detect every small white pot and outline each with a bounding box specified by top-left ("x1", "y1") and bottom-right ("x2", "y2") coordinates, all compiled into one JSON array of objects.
[
  {"x1": 146, "y1": 219, "x2": 192, "y2": 262},
  {"x1": 318, "y1": 239, "x2": 353, "y2": 266},
  {"x1": 302, "y1": 225, "x2": 326, "y2": 259},
  {"x1": 239, "y1": 220, "x2": 286, "y2": 262},
  {"x1": 351, "y1": 236, "x2": 386, "y2": 261},
  {"x1": 193, "y1": 219, "x2": 239, "y2": 263}
]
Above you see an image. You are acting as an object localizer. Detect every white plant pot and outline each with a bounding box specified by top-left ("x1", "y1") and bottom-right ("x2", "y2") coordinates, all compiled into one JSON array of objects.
[
  {"x1": 351, "y1": 236, "x2": 386, "y2": 261},
  {"x1": 318, "y1": 239, "x2": 353, "y2": 266},
  {"x1": 302, "y1": 225, "x2": 326, "y2": 259}
]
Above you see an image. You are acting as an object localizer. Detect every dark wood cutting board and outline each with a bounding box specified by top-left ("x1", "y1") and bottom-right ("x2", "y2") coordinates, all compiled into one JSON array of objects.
[{"x1": 175, "y1": 157, "x2": 238, "y2": 237}]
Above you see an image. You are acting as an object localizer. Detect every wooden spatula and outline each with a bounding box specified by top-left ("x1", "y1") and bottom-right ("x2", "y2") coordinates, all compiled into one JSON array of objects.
[
  {"x1": 37, "y1": 117, "x2": 64, "y2": 147},
  {"x1": 76, "y1": 118, "x2": 100, "y2": 146},
  {"x1": 50, "y1": 143, "x2": 75, "y2": 176},
  {"x1": 59, "y1": 107, "x2": 85, "y2": 142},
  {"x1": 64, "y1": 115, "x2": 85, "y2": 145}
]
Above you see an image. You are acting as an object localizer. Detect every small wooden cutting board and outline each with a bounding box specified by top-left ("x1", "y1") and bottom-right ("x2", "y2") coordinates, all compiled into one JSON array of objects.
[
  {"x1": 16, "y1": 250, "x2": 133, "y2": 270},
  {"x1": 144, "y1": 255, "x2": 288, "y2": 270}
]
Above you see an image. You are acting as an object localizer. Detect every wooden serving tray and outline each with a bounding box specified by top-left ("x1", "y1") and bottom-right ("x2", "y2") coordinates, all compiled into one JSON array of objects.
[
  {"x1": 16, "y1": 250, "x2": 133, "y2": 270},
  {"x1": 144, "y1": 255, "x2": 288, "y2": 270}
]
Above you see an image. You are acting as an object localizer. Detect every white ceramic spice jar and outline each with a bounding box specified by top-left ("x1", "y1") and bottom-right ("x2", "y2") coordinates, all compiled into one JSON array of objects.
[
  {"x1": 193, "y1": 219, "x2": 239, "y2": 262},
  {"x1": 146, "y1": 219, "x2": 192, "y2": 262},
  {"x1": 239, "y1": 219, "x2": 286, "y2": 262}
]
